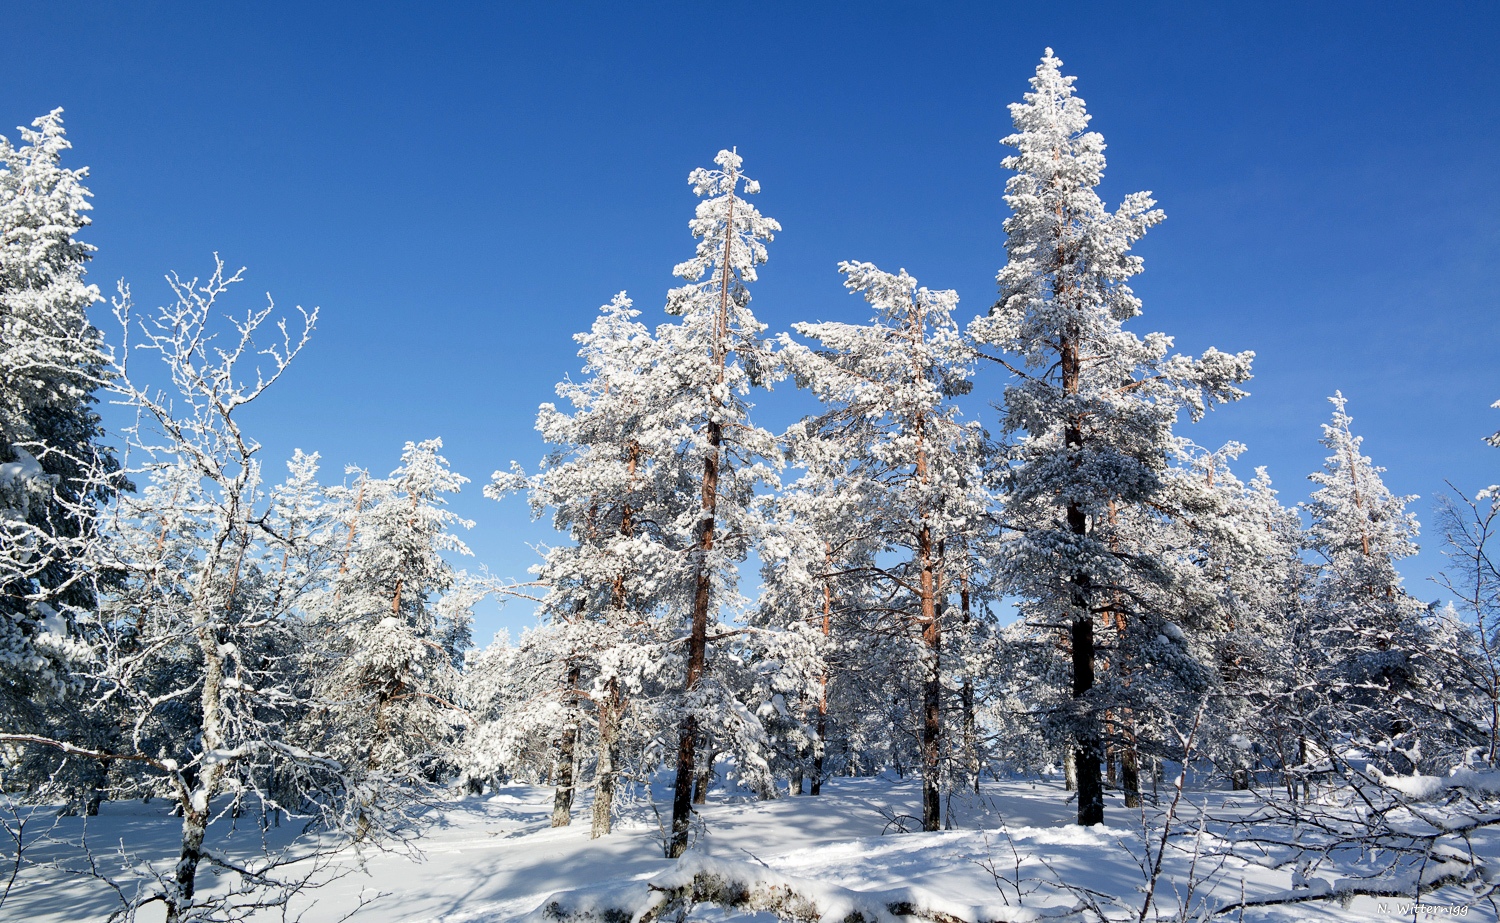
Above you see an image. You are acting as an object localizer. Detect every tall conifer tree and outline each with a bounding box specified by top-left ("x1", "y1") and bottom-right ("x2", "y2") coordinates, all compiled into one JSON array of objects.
[
  {"x1": 970, "y1": 50, "x2": 1253, "y2": 825},
  {"x1": 656, "y1": 150, "x2": 783, "y2": 856}
]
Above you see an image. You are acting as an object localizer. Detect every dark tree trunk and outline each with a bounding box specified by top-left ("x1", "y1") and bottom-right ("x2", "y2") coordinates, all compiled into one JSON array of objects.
[
  {"x1": 1122, "y1": 740, "x2": 1141, "y2": 808},
  {"x1": 812, "y1": 542, "x2": 835, "y2": 797},
  {"x1": 961, "y1": 575, "x2": 978, "y2": 793},
  {"x1": 551, "y1": 663, "x2": 582, "y2": 828},
  {"x1": 670, "y1": 418, "x2": 720, "y2": 857},
  {"x1": 671, "y1": 168, "x2": 737, "y2": 858},
  {"x1": 1059, "y1": 252, "x2": 1103, "y2": 826},
  {"x1": 167, "y1": 805, "x2": 207, "y2": 923},
  {"x1": 919, "y1": 522, "x2": 942, "y2": 833},
  {"x1": 670, "y1": 719, "x2": 698, "y2": 856},
  {"x1": 692, "y1": 737, "x2": 712, "y2": 805},
  {"x1": 811, "y1": 707, "x2": 827, "y2": 796},
  {"x1": 1070, "y1": 591, "x2": 1104, "y2": 826}
]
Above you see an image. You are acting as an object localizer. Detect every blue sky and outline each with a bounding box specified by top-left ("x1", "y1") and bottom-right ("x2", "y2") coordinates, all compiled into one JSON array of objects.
[{"x1": 6, "y1": 2, "x2": 1498, "y2": 643}]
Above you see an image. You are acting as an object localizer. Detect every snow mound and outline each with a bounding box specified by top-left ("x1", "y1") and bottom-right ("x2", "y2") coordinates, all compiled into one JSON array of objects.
[
  {"x1": 1376, "y1": 768, "x2": 1500, "y2": 800},
  {"x1": 525, "y1": 852, "x2": 1060, "y2": 923}
]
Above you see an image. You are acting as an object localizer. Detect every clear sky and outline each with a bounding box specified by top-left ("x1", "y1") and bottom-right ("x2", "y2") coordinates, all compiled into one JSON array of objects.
[{"x1": 6, "y1": 2, "x2": 1498, "y2": 644}]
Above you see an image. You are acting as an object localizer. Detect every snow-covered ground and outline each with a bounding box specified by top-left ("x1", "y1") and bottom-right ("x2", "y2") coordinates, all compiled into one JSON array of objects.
[{"x1": 6, "y1": 777, "x2": 1496, "y2": 922}]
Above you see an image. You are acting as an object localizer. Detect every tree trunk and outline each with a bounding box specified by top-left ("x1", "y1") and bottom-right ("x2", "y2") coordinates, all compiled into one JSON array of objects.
[
  {"x1": 167, "y1": 796, "x2": 209, "y2": 923},
  {"x1": 1121, "y1": 739, "x2": 1141, "y2": 808},
  {"x1": 1064, "y1": 748, "x2": 1076, "y2": 791},
  {"x1": 670, "y1": 176, "x2": 737, "y2": 856},
  {"x1": 1298, "y1": 735, "x2": 1310, "y2": 803},
  {"x1": 1059, "y1": 241, "x2": 1103, "y2": 826},
  {"x1": 812, "y1": 542, "x2": 836, "y2": 797},
  {"x1": 960, "y1": 572, "x2": 978, "y2": 793},
  {"x1": 811, "y1": 708, "x2": 827, "y2": 796},
  {"x1": 590, "y1": 678, "x2": 621, "y2": 838},
  {"x1": 671, "y1": 420, "x2": 719, "y2": 855},
  {"x1": 1071, "y1": 597, "x2": 1104, "y2": 826},
  {"x1": 919, "y1": 521, "x2": 942, "y2": 833},
  {"x1": 593, "y1": 471, "x2": 635, "y2": 840},
  {"x1": 692, "y1": 737, "x2": 712, "y2": 805},
  {"x1": 551, "y1": 663, "x2": 582, "y2": 827},
  {"x1": 172, "y1": 560, "x2": 235, "y2": 919}
]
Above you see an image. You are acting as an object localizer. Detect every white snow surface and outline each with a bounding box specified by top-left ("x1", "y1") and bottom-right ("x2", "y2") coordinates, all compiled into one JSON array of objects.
[{"x1": 8, "y1": 778, "x2": 1496, "y2": 922}]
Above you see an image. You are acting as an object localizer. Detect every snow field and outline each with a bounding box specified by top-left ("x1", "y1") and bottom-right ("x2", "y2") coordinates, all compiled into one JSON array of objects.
[{"x1": 11, "y1": 776, "x2": 1495, "y2": 922}]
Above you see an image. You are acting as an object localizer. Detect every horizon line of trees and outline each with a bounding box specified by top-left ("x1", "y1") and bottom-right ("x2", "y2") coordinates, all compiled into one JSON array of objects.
[{"x1": 3, "y1": 49, "x2": 1499, "y2": 921}]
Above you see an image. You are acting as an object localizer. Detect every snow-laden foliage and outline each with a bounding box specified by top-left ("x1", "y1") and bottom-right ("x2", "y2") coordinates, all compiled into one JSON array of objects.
[
  {"x1": 778, "y1": 262, "x2": 997, "y2": 828},
  {"x1": 1295, "y1": 394, "x2": 1450, "y2": 772},
  {"x1": 76, "y1": 262, "x2": 365, "y2": 921},
  {"x1": 13, "y1": 49, "x2": 1500, "y2": 923},
  {"x1": 484, "y1": 292, "x2": 689, "y2": 834},
  {"x1": 303, "y1": 439, "x2": 474, "y2": 832},
  {"x1": 0, "y1": 110, "x2": 119, "y2": 743},
  {"x1": 650, "y1": 149, "x2": 788, "y2": 855},
  {"x1": 968, "y1": 49, "x2": 1254, "y2": 826}
]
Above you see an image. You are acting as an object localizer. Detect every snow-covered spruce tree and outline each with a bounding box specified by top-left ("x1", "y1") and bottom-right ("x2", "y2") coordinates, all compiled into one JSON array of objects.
[
  {"x1": 653, "y1": 150, "x2": 784, "y2": 857},
  {"x1": 0, "y1": 109, "x2": 121, "y2": 761},
  {"x1": 968, "y1": 50, "x2": 1253, "y2": 826},
  {"x1": 488, "y1": 292, "x2": 686, "y2": 833},
  {"x1": 306, "y1": 438, "x2": 473, "y2": 834},
  {"x1": 781, "y1": 262, "x2": 993, "y2": 830},
  {"x1": 1300, "y1": 394, "x2": 1441, "y2": 772}
]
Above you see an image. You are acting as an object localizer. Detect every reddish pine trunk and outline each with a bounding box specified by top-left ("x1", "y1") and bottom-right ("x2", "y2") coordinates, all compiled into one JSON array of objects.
[
  {"x1": 671, "y1": 418, "x2": 719, "y2": 857},
  {"x1": 671, "y1": 174, "x2": 737, "y2": 858}
]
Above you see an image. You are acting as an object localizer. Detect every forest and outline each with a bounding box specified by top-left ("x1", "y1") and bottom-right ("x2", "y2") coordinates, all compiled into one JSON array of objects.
[{"x1": 2, "y1": 48, "x2": 1499, "y2": 923}]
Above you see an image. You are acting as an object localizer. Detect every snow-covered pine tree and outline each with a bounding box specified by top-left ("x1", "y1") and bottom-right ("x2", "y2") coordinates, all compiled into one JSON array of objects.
[
  {"x1": 653, "y1": 150, "x2": 784, "y2": 856},
  {"x1": 1191, "y1": 459, "x2": 1308, "y2": 791},
  {"x1": 488, "y1": 292, "x2": 684, "y2": 834},
  {"x1": 309, "y1": 438, "x2": 473, "y2": 831},
  {"x1": 755, "y1": 444, "x2": 882, "y2": 796},
  {"x1": 0, "y1": 109, "x2": 119, "y2": 740},
  {"x1": 1109, "y1": 443, "x2": 1304, "y2": 798},
  {"x1": 969, "y1": 50, "x2": 1253, "y2": 826},
  {"x1": 1302, "y1": 393, "x2": 1436, "y2": 771},
  {"x1": 455, "y1": 630, "x2": 520, "y2": 790},
  {"x1": 782, "y1": 262, "x2": 994, "y2": 830}
]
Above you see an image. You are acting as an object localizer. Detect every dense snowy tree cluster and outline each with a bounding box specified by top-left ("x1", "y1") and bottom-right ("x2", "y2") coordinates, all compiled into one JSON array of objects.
[{"x1": 3, "y1": 51, "x2": 1499, "y2": 920}]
